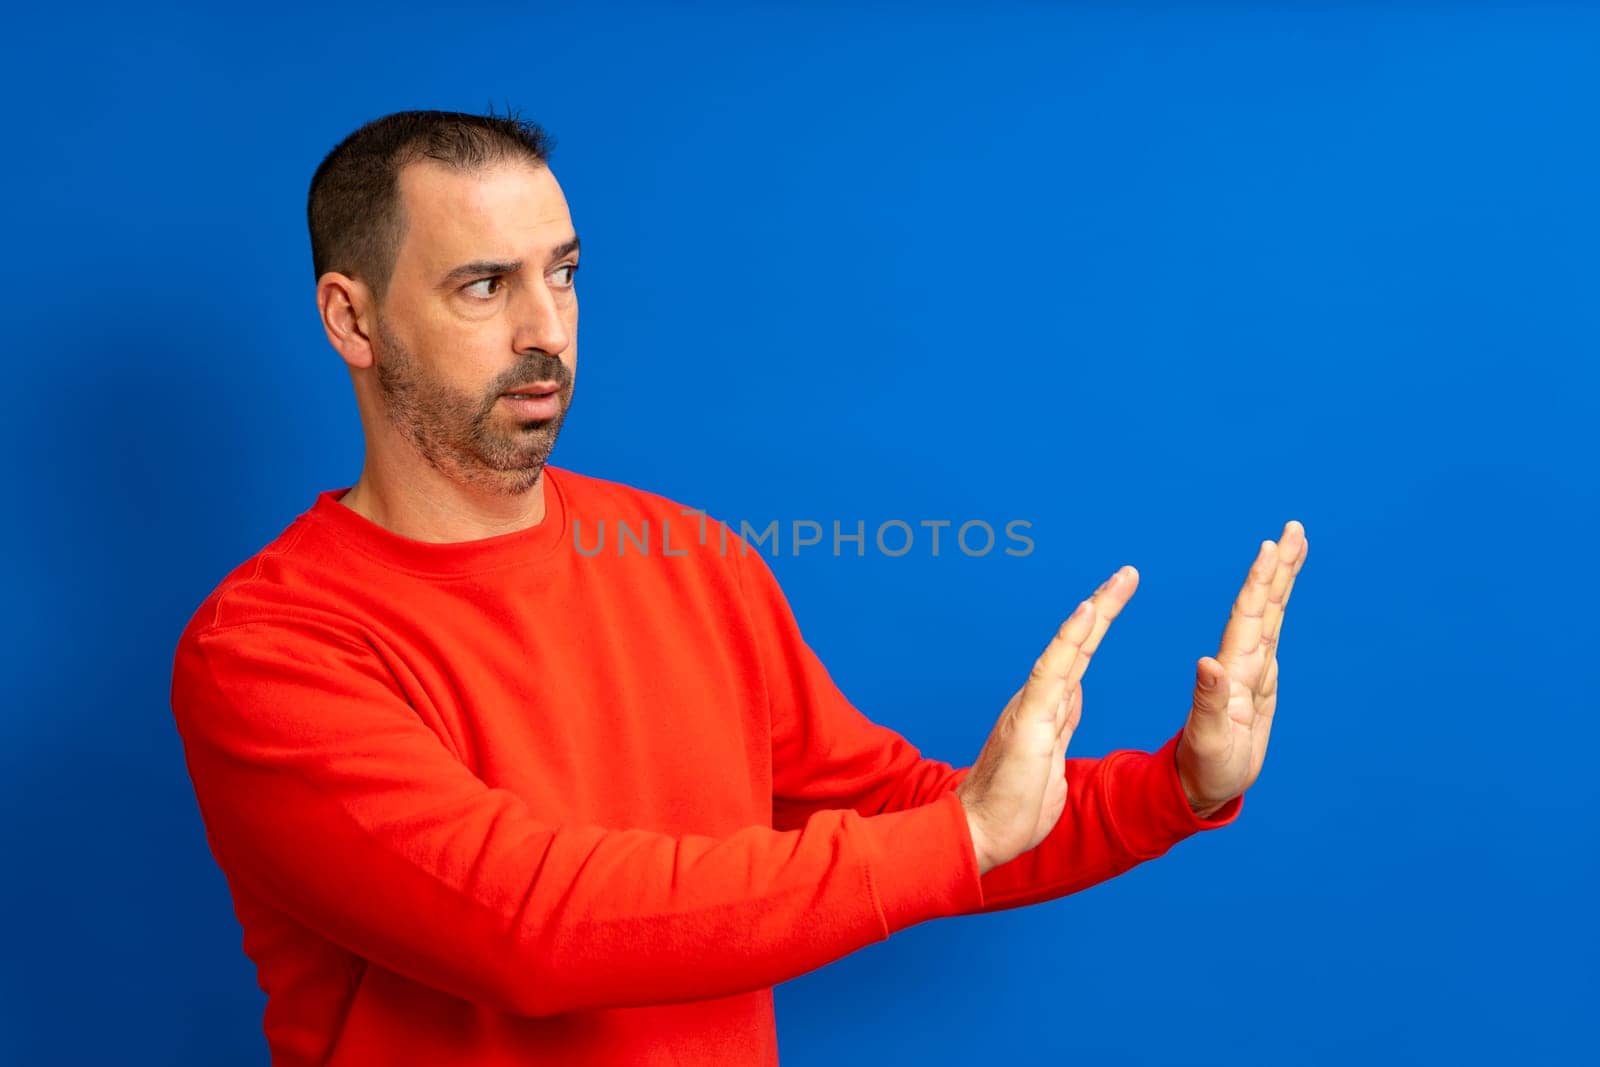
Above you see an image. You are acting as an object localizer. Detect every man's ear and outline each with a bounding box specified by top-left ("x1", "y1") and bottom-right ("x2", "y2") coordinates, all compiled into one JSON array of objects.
[{"x1": 317, "y1": 271, "x2": 376, "y2": 370}]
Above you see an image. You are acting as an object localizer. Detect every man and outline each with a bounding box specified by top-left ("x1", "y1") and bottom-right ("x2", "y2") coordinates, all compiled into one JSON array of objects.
[{"x1": 170, "y1": 107, "x2": 1308, "y2": 1066}]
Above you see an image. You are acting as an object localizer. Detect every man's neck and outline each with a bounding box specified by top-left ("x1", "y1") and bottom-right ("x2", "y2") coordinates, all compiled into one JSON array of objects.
[{"x1": 339, "y1": 464, "x2": 549, "y2": 545}]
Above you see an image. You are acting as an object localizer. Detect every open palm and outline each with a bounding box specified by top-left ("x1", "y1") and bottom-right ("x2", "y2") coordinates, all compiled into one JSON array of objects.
[{"x1": 1177, "y1": 521, "x2": 1309, "y2": 815}]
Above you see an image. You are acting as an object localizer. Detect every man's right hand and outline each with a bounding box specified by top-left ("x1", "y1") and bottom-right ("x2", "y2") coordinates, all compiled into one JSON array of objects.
[{"x1": 956, "y1": 565, "x2": 1138, "y2": 876}]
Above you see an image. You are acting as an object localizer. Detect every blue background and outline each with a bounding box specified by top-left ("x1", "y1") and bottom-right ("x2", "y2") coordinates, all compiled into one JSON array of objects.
[{"x1": 3, "y1": 2, "x2": 1595, "y2": 1064}]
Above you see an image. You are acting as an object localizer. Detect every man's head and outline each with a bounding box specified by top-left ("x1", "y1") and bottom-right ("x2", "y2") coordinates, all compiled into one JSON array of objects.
[{"x1": 309, "y1": 108, "x2": 579, "y2": 496}]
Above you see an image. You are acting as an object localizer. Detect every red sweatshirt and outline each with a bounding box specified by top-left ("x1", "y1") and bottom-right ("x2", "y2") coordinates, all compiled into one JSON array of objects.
[{"x1": 169, "y1": 464, "x2": 1241, "y2": 1066}]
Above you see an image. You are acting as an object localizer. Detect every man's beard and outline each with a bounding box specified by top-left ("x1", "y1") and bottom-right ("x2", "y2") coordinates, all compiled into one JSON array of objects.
[{"x1": 372, "y1": 316, "x2": 572, "y2": 497}]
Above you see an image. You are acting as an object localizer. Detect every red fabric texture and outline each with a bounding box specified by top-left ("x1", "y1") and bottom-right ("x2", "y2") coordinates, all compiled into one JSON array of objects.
[{"x1": 170, "y1": 465, "x2": 1241, "y2": 1065}]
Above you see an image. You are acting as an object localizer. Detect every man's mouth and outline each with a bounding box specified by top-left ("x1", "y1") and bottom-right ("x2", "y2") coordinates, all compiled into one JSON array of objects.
[
  {"x1": 501, "y1": 385, "x2": 562, "y2": 418},
  {"x1": 502, "y1": 381, "x2": 562, "y2": 398}
]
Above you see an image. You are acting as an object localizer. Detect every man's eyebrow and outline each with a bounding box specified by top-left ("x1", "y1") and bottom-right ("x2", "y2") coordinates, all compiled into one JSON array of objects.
[{"x1": 436, "y1": 234, "x2": 582, "y2": 286}]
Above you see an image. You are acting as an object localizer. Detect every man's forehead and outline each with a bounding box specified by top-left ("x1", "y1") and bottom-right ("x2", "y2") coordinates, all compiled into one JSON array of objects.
[{"x1": 397, "y1": 159, "x2": 571, "y2": 260}]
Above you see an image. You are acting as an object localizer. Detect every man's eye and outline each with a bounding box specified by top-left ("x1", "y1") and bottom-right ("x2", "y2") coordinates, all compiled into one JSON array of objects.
[
  {"x1": 464, "y1": 276, "x2": 502, "y2": 299},
  {"x1": 553, "y1": 263, "x2": 579, "y2": 288}
]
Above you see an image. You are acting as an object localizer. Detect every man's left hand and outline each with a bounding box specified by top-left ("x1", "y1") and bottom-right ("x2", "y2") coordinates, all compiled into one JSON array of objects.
[{"x1": 1177, "y1": 521, "x2": 1310, "y2": 817}]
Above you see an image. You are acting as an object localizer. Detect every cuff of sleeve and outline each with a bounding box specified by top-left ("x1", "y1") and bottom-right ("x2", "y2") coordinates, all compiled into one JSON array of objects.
[
  {"x1": 1102, "y1": 728, "x2": 1243, "y2": 860},
  {"x1": 854, "y1": 789, "x2": 984, "y2": 935}
]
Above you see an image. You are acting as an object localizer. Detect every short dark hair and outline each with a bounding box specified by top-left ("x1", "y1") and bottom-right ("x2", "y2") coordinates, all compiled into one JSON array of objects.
[{"x1": 307, "y1": 105, "x2": 555, "y2": 304}]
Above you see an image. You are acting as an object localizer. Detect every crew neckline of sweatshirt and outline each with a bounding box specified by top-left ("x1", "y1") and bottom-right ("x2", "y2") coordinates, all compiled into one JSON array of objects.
[{"x1": 306, "y1": 465, "x2": 571, "y2": 577}]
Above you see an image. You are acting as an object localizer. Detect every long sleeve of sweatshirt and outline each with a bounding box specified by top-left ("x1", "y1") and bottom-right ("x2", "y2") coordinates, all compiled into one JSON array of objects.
[
  {"x1": 735, "y1": 544, "x2": 1242, "y2": 913},
  {"x1": 171, "y1": 613, "x2": 985, "y2": 1022}
]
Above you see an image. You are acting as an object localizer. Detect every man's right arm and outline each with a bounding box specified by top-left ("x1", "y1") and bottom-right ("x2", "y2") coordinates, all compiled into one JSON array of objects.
[{"x1": 170, "y1": 616, "x2": 984, "y2": 1018}]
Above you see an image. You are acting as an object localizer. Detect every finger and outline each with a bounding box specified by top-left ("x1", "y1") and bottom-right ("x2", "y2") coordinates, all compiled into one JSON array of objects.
[
  {"x1": 1059, "y1": 565, "x2": 1136, "y2": 698},
  {"x1": 1260, "y1": 521, "x2": 1308, "y2": 655},
  {"x1": 1079, "y1": 565, "x2": 1140, "y2": 662},
  {"x1": 1050, "y1": 725, "x2": 1071, "y2": 807},
  {"x1": 1018, "y1": 600, "x2": 1097, "y2": 728},
  {"x1": 1055, "y1": 683, "x2": 1084, "y2": 742},
  {"x1": 1259, "y1": 654, "x2": 1279, "y2": 703},
  {"x1": 1190, "y1": 655, "x2": 1233, "y2": 740},
  {"x1": 1217, "y1": 538, "x2": 1278, "y2": 665}
]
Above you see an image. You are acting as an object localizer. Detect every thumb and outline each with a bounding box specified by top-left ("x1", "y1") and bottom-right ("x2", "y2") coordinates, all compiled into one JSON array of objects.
[{"x1": 1189, "y1": 656, "x2": 1231, "y2": 739}]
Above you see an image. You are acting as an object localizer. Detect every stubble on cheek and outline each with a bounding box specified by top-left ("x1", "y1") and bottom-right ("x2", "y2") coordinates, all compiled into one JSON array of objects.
[{"x1": 373, "y1": 320, "x2": 571, "y2": 494}]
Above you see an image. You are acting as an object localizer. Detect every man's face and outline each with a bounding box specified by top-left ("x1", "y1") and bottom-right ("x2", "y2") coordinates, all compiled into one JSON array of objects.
[{"x1": 369, "y1": 158, "x2": 579, "y2": 495}]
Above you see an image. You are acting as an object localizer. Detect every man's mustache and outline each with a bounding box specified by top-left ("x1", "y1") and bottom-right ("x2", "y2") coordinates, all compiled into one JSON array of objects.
[{"x1": 499, "y1": 356, "x2": 569, "y2": 393}]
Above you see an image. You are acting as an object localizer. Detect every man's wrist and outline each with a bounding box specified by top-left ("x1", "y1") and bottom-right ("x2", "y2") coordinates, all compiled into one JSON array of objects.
[
  {"x1": 963, "y1": 809, "x2": 995, "y2": 877},
  {"x1": 1177, "y1": 763, "x2": 1230, "y2": 820},
  {"x1": 1189, "y1": 797, "x2": 1229, "y2": 819}
]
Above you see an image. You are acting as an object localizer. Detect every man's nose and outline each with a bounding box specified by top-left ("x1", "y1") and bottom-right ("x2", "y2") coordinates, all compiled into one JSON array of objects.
[{"x1": 511, "y1": 279, "x2": 571, "y2": 357}]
